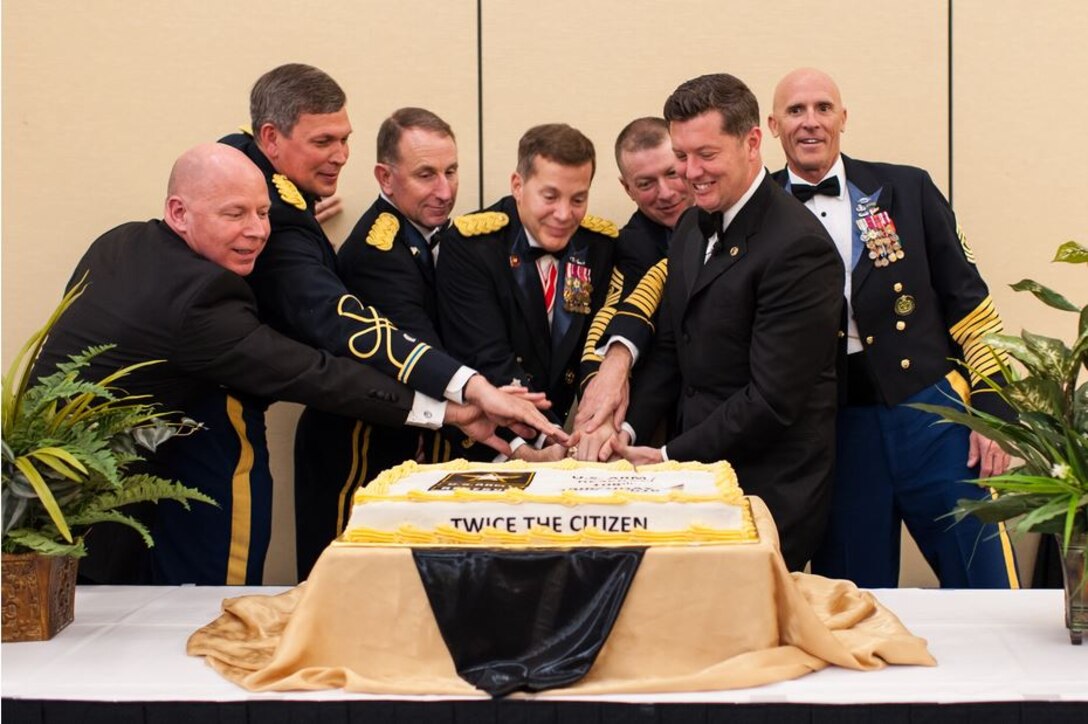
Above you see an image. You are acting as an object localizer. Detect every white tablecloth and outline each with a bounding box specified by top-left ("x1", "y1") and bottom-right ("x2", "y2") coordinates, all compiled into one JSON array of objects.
[{"x1": 2, "y1": 587, "x2": 1085, "y2": 703}]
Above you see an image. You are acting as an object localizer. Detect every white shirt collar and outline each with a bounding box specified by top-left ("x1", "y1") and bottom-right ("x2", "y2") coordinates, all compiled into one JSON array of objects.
[
  {"x1": 720, "y1": 166, "x2": 767, "y2": 233},
  {"x1": 786, "y1": 155, "x2": 846, "y2": 200}
]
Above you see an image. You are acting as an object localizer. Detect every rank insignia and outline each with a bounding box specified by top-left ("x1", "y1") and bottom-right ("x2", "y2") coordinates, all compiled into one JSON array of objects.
[
  {"x1": 563, "y1": 259, "x2": 593, "y2": 314},
  {"x1": 957, "y1": 224, "x2": 977, "y2": 264},
  {"x1": 272, "y1": 173, "x2": 307, "y2": 211},
  {"x1": 856, "y1": 205, "x2": 904, "y2": 267},
  {"x1": 366, "y1": 212, "x2": 399, "y2": 252},
  {"x1": 580, "y1": 214, "x2": 619, "y2": 238},
  {"x1": 895, "y1": 294, "x2": 916, "y2": 316},
  {"x1": 454, "y1": 211, "x2": 509, "y2": 236}
]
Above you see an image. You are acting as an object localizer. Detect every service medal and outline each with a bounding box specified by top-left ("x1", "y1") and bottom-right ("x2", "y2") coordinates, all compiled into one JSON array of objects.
[
  {"x1": 895, "y1": 294, "x2": 916, "y2": 316},
  {"x1": 563, "y1": 260, "x2": 593, "y2": 314}
]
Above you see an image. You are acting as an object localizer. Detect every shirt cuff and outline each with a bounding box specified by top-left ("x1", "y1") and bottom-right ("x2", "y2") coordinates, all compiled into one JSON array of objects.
[
  {"x1": 596, "y1": 337, "x2": 640, "y2": 366},
  {"x1": 660, "y1": 445, "x2": 669, "y2": 462},
  {"x1": 406, "y1": 393, "x2": 446, "y2": 430},
  {"x1": 492, "y1": 436, "x2": 529, "y2": 463},
  {"x1": 444, "y1": 366, "x2": 477, "y2": 404},
  {"x1": 621, "y1": 422, "x2": 637, "y2": 446}
]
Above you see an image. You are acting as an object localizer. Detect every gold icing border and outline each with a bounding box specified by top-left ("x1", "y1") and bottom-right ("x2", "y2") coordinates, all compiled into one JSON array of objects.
[
  {"x1": 357, "y1": 458, "x2": 742, "y2": 506},
  {"x1": 342, "y1": 459, "x2": 757, "y2": 547}
]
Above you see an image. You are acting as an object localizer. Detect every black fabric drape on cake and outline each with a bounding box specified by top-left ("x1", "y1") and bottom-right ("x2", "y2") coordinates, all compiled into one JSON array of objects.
[{"x1": 412, "y1": 548, "x2": 645, "y2": 697}]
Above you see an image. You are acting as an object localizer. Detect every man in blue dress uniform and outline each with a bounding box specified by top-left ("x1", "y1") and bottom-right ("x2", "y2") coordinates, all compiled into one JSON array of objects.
[
  {"x1": 768, "y1": 67, "x2": 1019, "y2": 588},
  {"x1": 575, "y1": 117, "x2": 691, "y2": 460},
  {"x1": 294, "y1": 107, "x2": 463, "y2": 578},
  {"x1": 437, "y1": 124, "x2": 619, "y2": 461}
]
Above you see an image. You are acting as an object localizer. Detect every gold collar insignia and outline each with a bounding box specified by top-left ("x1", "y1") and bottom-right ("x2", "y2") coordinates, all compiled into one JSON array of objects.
[
  {"x1": 366, "y1": 212, "x2": 399, "y2": 252},
  {"x1": 272, "y1": 174, "x2": 307, "y2": 211},
  {"x1": 454, "y1": 211, "x2": 509, "y2": 237}
]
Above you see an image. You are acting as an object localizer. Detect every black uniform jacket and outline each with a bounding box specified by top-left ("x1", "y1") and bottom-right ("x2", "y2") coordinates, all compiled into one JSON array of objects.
[
  {"x1": 219, "y1": 132, "x2": 460, "y2": 400},
  {"x1": 626, "y1": 174, "x2": 844, "y2": 569},
  {"x1": 338, "y1": 196, "x2": 444, "y2": 347},
  {"x1": 590, "y1": 209, "x2": 672, "y2": 363},
  {"x1": 35, "y1": 221, "x2": 414, "y2": 424},
  {"x1": 33, "y1": 221, "x2": 415, "y2": 583},
  {"x1": 773, "y1": 155, "x2": 1011, "y2": 418},
  {"x1": 437, "y1": 196, "x2": 616, "y2": 427}
]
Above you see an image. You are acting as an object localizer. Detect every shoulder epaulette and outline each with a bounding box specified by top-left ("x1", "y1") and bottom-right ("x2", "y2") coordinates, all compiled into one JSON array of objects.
[
  {"x1": 453, "y1": 211, "x2": 509, "y2": 237},
  {"x1": 366, "y1": 212, "x2": 399, "y2": 252},
  {"x1": 271, "y1": 174, "x2": 307, "y2": 211},
  {"x1": 580, "y1": 214, "x2": 619, "y2": 238},
  {"x1": 238, "y1": 125, "x2": 254, "y2": 136}
]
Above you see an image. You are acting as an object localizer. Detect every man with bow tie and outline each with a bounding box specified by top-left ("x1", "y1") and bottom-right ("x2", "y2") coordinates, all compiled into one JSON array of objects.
[
  {"x1": 603, "y1": 74, "x2": 843, "y2": 572},
  {"x1": 769, "y1": 67, "x2": 1019, "y2": 588},
  {"x1": 437, "y1": 124, "x2": 619, "y2": 461}
]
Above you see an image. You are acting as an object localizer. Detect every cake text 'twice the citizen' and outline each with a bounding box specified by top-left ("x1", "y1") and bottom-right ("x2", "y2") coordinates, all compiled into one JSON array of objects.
[{"x1": 448, "y1": 514, "x2": 649, "y2": 534}]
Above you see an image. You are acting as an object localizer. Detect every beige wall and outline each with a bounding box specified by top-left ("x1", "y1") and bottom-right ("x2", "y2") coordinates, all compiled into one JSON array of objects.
[{"x1": 4, "y1": 1, "x2": 1085, "y2": 585}]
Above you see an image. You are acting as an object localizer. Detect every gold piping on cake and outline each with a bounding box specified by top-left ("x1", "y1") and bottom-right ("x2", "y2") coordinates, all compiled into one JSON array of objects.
[{"x1": 358, "y1": 458, "x2": 743, "y2": 506}]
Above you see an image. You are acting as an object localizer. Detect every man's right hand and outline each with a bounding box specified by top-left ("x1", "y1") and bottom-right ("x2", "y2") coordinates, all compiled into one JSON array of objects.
[
  {"x1": 464, "y1": 375, "x2": 569, "y2": 446},
  {"x1": 574, "y1": 344, "x2": 632, "y2": 434},
  {"x1": 443, "y1": 401, "x2": 510, "y2": 457}
]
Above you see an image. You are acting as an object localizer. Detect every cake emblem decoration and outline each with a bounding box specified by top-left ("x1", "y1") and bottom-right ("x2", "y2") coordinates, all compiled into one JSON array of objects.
[{"x1": 431, "y1": 471, "x2": 535, "y2": 492}]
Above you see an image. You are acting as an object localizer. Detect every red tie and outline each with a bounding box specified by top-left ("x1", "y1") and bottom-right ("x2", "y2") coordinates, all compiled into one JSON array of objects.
[{"x1": 538, "y1": 257, "x2": 558, "y2": 320}]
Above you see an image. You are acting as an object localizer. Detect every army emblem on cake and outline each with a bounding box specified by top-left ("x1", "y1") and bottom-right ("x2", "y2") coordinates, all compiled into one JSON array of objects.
[{"x1": 431, "y1": 471, "x2": 536, "y2": 491}]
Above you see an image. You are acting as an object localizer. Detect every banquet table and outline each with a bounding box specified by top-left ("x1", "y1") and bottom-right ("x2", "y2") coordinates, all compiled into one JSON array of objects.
[{"x1": 2, "y1": 586, "x2": 1085, "y2": 723}]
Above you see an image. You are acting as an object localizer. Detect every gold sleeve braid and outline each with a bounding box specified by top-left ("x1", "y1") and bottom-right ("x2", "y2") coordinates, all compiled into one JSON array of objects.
[
  {"x1": 581, "y1": 268, "x2": 625, "y2": 363},
  {"x1": 614, "y1": 258, "x2": 668, "y2": 326},
  {"x1": 948, "y1": 295, "x2": 1010, "y2": 387},
  {"x1": 336, "y1": 295, "x2": 432, "y2": 384}
]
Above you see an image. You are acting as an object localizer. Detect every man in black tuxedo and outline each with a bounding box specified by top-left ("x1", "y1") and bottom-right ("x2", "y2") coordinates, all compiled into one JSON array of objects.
[
  {"x1": 293, "y1": 107, "x2": 462, "y2": 578},
  {"x1": 604, "y1": 74, "x2": 844, "y2": 571},
  {"x1": 768, "y1": 68, "x2": 1018, "y2": 588},
  {"x1": 437, "y1": 124, "x2": 619, "y2": 461},
  {"x1": 33, "y1": 144, "x2": 509, "y2": 585}
]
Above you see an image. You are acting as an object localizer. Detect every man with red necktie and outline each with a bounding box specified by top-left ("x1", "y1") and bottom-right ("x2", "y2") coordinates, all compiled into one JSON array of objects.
[{"x1": 437, "y1": 124, "x2": 620, "y2": 461}]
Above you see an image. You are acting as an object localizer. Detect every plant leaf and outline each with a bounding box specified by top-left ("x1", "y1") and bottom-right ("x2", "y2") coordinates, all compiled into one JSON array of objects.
[
  {"x1": 1053, "y1": 240, "x2": 1088, "y2": 265},
  {"x1": 1010, "y1": 279, "x2": 1078, "y2": 312},
  {"x1": 1022, "y1": 330, "x2": 1072, "y2": 380},
  {"x1": 65, "y1": 509, "x2": 154, "y2": 548},
  {"x1": 12, "y1": 456, "x2": 73, "y2": 542},
  {"x1": 2, "y1": 528, "x2": 86, "y2": 557}
]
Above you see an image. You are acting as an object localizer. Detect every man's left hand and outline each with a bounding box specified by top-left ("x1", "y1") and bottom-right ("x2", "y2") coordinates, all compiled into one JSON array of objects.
[{"x1": 968, "y1": 431, "x2": 1010, "y2": 478}]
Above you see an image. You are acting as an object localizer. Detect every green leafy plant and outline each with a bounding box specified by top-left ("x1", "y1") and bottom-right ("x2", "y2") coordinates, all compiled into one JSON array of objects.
[
  {"x1": 2, "y1": 278, "x2": 214, "y2": 558},
  {"x1": 913, "y1": 241, "x2": 1088, "y2": 553}
]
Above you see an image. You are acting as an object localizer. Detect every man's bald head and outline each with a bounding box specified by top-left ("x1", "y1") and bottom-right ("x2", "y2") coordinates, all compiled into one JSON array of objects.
[
  {"x1": 768, "y1": 67, "x2": 848, "y2": 183},
  {"x1": 164, "y1": 144, "x2": 271, "y2": 276}
]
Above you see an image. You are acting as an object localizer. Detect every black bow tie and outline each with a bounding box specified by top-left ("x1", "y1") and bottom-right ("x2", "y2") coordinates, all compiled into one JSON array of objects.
[
  {"x1": 527, "y1": 245, "x2": 565, "y2": 262},
  {"x1": 697, "y1": 210, "x2": 724, "y2": 241},
  {"x1": 791, "y1": 176, "x2": 841, "y2": 202}
]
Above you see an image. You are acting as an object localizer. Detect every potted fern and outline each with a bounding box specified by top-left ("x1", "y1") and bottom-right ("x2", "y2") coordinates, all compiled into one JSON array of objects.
[
  {"x1": 913, "y1": 241, "x2": 1087, "y2": 644},
  {"x1": 2, "y1": 280, "x2": 213, "y2": 641}
]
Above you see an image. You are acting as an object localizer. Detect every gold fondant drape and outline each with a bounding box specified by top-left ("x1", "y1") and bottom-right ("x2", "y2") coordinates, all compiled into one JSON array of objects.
[{"x1": 187, "y1": 498, "x2": 935, "y2": 694}]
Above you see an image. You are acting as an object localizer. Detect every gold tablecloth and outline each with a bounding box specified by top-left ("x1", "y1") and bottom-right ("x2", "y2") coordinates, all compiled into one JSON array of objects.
[{"x1": 187, "y1": 498, "x2": 935, "y2": 695}]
